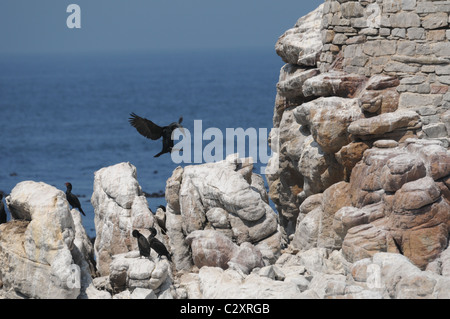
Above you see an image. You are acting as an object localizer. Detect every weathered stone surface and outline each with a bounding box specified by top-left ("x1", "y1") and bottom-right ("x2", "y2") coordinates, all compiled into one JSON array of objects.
[
  {"x1": 397, "y1": 39, "x2": 416, "y2": 54},
  {"x1": 389, "y1": 11, "x2": 421, "y2": 28},
  {"x1": 363, "y1": 40, "x2": 397, "y2": 57},
  {"x1": 2, "y1": 182, "x2": 83, "y2": 299},
  {"x1": 185, "y1": 230, "x2": 237, "y2": 270},
  {"x1": 432, "y1": 42, "x2": 450, "y2": 57},
  {"x1": 318, "y1": 182, "x2": 353, "y2": 250},
  {"x1": 292, "y1": 206, "x2": 322, "y2": 251},
  {"x1": 165, "y1": 166, "x2": 183, "y2": 212},
  {"x1": 442, "y1": 110, "x2": 450, "y2": 135},
  {"x1": 269, "y1": 109, "x2": 307, "y2": 234},
  {"x1": 423, "y1": 123, "x2": 448, "y2": 138},
  {"x1": 109, "y1": 251, "x2": 171, "y2": 293},
  {"x1": 336, "y1": 142, "x2": 370, "y2": 179},
  {"x1": 185, "y1": 230, "x2": 264, "y2": 274},
  {"x1": 206, "y1": 207, "x2": 230, "y2": 229},
  {"x1": 91, "y1": 162, "x2": 157, "y2": 276},
  {"x1": 342, "y1": 224, "x2": 397, "y2": 263},
  {"x1": 294, "y1": 97, "x2": 363, "y2": 153},
  {"x1": 347, "y1": 110, "x2": 420, "y2": 136},
  {"x1": 373, "y1": 139, "x2": 399, "y2": 148},
  {"x1": 351, "y1": 253, "x2": 450, "y2": 299},
  {"x1": 165, "y1": 206, "x2": 193, "y2": 272},
  {"x1": 380, "y1": 153, "x2": 427, "y2": 192},
  {"x1": 385, "y1": 177, "x2": 450, "y2": 269},
  {"x1": 277, "y1": 66, "x2": 320, "y2": 99},
  {"x1": 399, "y1": 92, "x2": 443, "y2": 109},
  {"x1": 262, "y1": 0, "x2": 450, "y2": 300},
  {"x1": 333, "y1": 202, "x2": 384, "y2": 242},
  {"x1": 360, "y1": 87, "x2": 399, "y2": 114},
  {"x1": 392, "y1": 55, "x2": 448, "y2": 65},
  {"x1": 405, "y1": 140, "x2": 450, "y2": 181},
  {"x1": 276, "y1": 4, "x2": 324, "y2": 66},
  {"x1": 366, "y1": 75, "x2": 400, "y2": 90},
  {"x1": 341, "y1": 1, "x2": 364, "y2": 18},
  {"x1": 302, "y1": 72, "x2": 367, "y2": 98},
  {"x1": 297, "y1": 136, "x2": 344, "y2": 198},
  {"x1": 422, "y1": 13, "x2": 449, "y2": 29},
  {"x1": 165, "y1": 155, "x2": 281, "y2": 271},
  {"x1": 384, "y1": 61, "x2": 421, "y2": 73}
]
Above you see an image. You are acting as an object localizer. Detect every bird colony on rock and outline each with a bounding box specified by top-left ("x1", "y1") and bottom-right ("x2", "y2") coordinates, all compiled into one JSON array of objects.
[{"x1": 0, "y1": 0, "x2": 450, "y2": 299}]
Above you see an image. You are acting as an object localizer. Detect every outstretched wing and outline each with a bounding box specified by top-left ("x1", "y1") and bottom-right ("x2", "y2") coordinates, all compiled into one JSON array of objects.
[{"x1": 129, "y1": 113, "x2": 163, "y2": 140}]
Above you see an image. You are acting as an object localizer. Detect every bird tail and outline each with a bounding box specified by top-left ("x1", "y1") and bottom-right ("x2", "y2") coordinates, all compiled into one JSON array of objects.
[
  {"x1": 154, "y1": 151, "x2": 164, "y2": 158},
  {"x1": 167, "y1": 253, "x2": 173, "y2": 262},
  {"x1": 79, "y1": 207, "x2": 86, "y2": 216}
]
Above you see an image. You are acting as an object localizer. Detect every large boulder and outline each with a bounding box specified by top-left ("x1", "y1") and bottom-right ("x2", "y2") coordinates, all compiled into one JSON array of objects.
[
  {"x1": 165, "y1": 154, "x2": 282, "y2": 271},
  {"x1": 351, "y1": 253, "x2": 450, "y2": 299},
  {"x1": 294, "y1": 97, "x2": 363, "y2": 154},
  {"x1": 108, "y1": 251, "x2": 172, "y2": 297},
  {"x1": 343, "y1": 140, "x2": 450, "y2": 269},
  {"x1": 275, "y1": 4, "x2": 324, "y2": 66},
  {"x1": 1, "y1": 181, "x2": 93, "y2": 299},
  {"x1": 196, "y1": 266, "x2": 305, "y2": 299},
  {"x1": 91, "y1": 162, "x2": 159, "y2": 276},
  {"x1": 185, "y1": 230, "x2": 264, "y2": 274},
  {"x1": 289, "y1": 138, "x2": 450, "y2": 270}
]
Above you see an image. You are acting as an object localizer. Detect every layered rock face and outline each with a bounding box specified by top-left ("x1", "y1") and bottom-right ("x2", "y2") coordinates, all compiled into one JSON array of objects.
[
  {"x1": 2, "y1": 164, "x2": 449, "y2": 299},
  {"x1": 165, "y1": 154, "x2": 282, "y2": 272},
  {"x1": 268, "y1": 0, "x2": 450, "y2": 270},
  {"x1": 1, "y1": 0, "x2": 450, "y2": 300},
  {"x1": 91, "y1": 162, "x2": 160, "y2": 276},
  {"x1": 0, "y1": 182, "x2": 96, "y2": 299}
]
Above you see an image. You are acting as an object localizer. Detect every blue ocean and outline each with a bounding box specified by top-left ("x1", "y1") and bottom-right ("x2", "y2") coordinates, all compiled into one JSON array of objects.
[{"x1": 0, "y1": 49, "x2": 283, "y2": 237}]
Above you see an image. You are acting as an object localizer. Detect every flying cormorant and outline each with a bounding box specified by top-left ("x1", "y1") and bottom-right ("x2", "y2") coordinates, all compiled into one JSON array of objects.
[
  {"x1": 0, "y1": 193, "x2": 7, "y2": 224},
  {"x1": 128, "y1": 113, "x2": 184, "y2": 157},
  {"x1": 65, "y1": 182, "x2": 86, "y2": 216},
  {"x1": 132, "y1": 229, "x2": 151, "y2": 259},
  {"x1": 147, "y1": 227, "x2": 172, "y2": 262}
]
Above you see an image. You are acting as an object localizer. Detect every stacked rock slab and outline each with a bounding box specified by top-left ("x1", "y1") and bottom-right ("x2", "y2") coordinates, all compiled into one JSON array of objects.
[
  {"x1": 268, "y1": 0, "x2": 450, "y2": 270},
  {"x1": 165, "y1": 154, "x2": 282, "y2": 272}
]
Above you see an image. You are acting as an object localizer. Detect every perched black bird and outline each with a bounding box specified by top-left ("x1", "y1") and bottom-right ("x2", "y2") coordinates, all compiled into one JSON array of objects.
[
  {"x1": 147, "y1": 227, "x2": 172, "y2": 262},
  {"x1": 128, "y1": 113, "x2": 184, "y2": 157},
  {"x1": 0, "y1": 193, "x2": 7, "y2": 225},
  {"x1": 132, "y1": 230, "x2": 151, "y2": 259},
  {"x1": 65, "y1": 182, "x2": 86, "y2": 216}
]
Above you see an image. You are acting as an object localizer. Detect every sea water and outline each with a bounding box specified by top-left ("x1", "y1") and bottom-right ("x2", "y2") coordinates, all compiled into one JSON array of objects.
[{"x1": 0, "y1": 49, "x2": 283, "y2": 237}]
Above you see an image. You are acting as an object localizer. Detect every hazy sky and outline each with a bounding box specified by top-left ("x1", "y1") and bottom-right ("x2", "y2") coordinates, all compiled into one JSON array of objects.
[{"x1": 0, "y1": 0, "x2": 324, "y2": 54}]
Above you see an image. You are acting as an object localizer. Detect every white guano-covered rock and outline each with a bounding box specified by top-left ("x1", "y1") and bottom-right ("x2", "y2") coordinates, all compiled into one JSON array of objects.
[
  {"x1": 91, "y1": 162, "x2": 158, "y2": 276},
  {"x1": 1, "y1": 181, "x2": 81, "y2": 299},
  {"x1": 165, "y1": 154, "x2": 281, "y2": 271},
  {"x1": 109, "y1": 251, "x2": 171, "y2": 293},
  {"x1": 275, "y1": 4, "x2": 324, "y2": 66}
]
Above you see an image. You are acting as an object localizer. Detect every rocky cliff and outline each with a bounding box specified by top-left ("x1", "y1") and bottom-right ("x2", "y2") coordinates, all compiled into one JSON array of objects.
[
  {"x1": 267, "y1": 0, "x2": 450, "y2": 272},
  {"x1": 0, "y1": 0, "x2": 449, "y2": 299}
]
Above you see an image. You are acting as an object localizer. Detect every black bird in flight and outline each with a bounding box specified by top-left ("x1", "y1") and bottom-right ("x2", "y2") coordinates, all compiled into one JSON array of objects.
[
  {"x1": 147, "y1": 227, "x2": 172, "y2": 262},
  {"x1": 65, "y1": 182, "x2": 86, "y2": 216},
  {"x1": 128, "y1": 113, "x2": 184, "y2": 157},
  {"x1": 132, "y1": 229, "x2": 151, "y2": 259}
]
